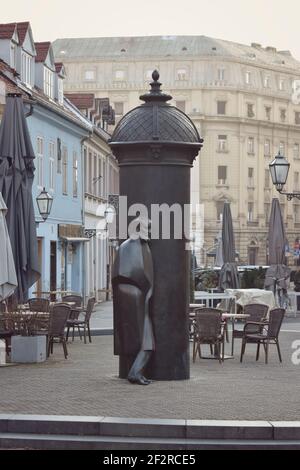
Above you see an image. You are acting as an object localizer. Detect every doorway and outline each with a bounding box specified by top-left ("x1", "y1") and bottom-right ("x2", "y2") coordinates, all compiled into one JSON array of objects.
[
  {"x1": 50, "y1": 241, "x2": 57, "y2": 301},
  {"x1": 36, "y1": 238, "x2": 43, "y2": 296}
]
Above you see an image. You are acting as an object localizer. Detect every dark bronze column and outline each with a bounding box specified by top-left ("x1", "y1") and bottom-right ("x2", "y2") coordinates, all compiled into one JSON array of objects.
[{"x1": 109, "y1": 71, "x2": 203, "y2": 380}]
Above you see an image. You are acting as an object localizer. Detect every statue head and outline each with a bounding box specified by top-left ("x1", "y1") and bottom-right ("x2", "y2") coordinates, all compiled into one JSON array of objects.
[{"x1": 129, "y1": 216, "x2": 151, "y2": 241}]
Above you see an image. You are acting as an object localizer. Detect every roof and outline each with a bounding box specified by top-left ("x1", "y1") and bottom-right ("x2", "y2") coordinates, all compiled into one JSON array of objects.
[
  {"x1": 16, "y1": 22, "x2": 30, "y2": 45},
  {"x1": 0, "y1": 59, "x2": 29, "y2": 98},
  {"x1": 53, "y1": 35, "x2": 300, "y2": 70},
  {"x1": 35, "y1": 42, "x2": 51, "y2": 63},
  {"x1": 111, "y1": 71, "x2": 202, "y2": 145},
  {"x1": 0, "y1": 23, "x2": 17, "y2": 40},
  {"x1": 65, "y1": 93, "x2": 95, "y2": 109},
  {"x1": 55, "y1": 62, "x2": 64, "y2": 74}
]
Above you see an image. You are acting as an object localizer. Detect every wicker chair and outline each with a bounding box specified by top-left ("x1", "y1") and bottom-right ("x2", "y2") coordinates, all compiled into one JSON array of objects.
[
  {"x1": 47, "y1": 304, "x2": 71, "y2": 359},
  {"x1": 0, "y1": 315, "x2": 14, "y2": 355},
  {"x1": 28, "y1": 298, "x2": 50, "y2": 313},
  {"x1": 240, "y1": 308, "x2": 285, "y2": 364},
  {"x1": 231, "y1": 303, "x2": 269, "y2": 356},
  {"x1": 61, "y1": 295, "x2": 83, "y2": 309},
  {"x1": 192, "y1": 308, "x2": 225, "y2": 364},
  {"x1": 66, "y1": 297, "x2": 95, "y2": 344}
]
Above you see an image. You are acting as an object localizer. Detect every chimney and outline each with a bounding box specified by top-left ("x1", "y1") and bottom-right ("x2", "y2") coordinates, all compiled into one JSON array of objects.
[
  {"x1": 251, "y1": 42, "x2": 262, "y2": 49},
  {"x1": 265, "y1": 46, "x2": 277, "y2": 53}
]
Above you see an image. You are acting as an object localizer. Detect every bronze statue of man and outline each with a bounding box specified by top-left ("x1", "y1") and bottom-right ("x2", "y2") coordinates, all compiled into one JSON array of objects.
[{"x1": 112, "y1": 217, "x2": 154, "y2": 385}]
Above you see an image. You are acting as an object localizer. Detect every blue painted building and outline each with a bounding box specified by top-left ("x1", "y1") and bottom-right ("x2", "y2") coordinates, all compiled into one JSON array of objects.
[
  {"x1": 0, "y1": 22, "x2": 92, "y2": 298},
  {"x1": 26, "y1": 41, "x2": 91, "y2": 297}
]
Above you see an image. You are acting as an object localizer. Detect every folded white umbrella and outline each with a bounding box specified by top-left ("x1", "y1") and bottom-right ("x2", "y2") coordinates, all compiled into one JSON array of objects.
[{"x1": 0, "y1": 192, "x2": 17, "y2": 301}]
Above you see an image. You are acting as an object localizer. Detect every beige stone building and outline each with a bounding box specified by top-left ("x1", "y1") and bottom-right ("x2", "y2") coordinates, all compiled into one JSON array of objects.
[{"x1": 53, "y1": 35, "x2": 300, "y2": 266}]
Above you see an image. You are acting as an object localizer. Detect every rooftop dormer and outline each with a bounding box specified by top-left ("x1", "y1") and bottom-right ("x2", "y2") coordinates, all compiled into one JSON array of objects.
[
  {"x1": 55, "y1": 62, "x2": 66, "y2": 105},
  {"x1": 16, "y1": 22, "x2": 36, "y2": 87},
  {"x1": 35, "y1": 41, "x2": 56, "y2": 99},
  {"x1": 0, "y1": 23, "x2": 19, "y2": 70}
]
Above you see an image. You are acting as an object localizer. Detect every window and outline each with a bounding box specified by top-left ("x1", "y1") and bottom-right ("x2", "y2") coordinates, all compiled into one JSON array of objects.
[
  {"x1": 279, "y1": 141, "x2": 285, "y2": 155},
  {"x1": 294, "y1": 172, "x2": 300, "y2": 191},
  {"x1": 217, "y1": 101, "x2": 226, "y2": 115},
  {"x1": 265, "y1": 106, "x2": 271, "y2": 120},
  {"x1": 218, "y1": 166, "x2": 227, "y2": 185},
  {"x1": 218, "y1": 135, "x2": 227, "y2": 152},
  {"x1": 21, "y1": 52, "x2": 32, "y2": 86},
  {"x1": 84, "y1": 70, "x2": 95, "y2": 81},
  {"x1": 73, "y1": 152, "x2": 78, "y2": 198},
  {"x1": 247, "y1": 137, "x2": 254, "y2": 154},
  {"x1": 115, "y1": 70, "x2": 125, "y2": 81},
  {"x1": 145, "y1": 70, "x2": 153, "y2": 81},
  {"x1": 176, "y1": 101, "x2": 186, "y2": 113},
  {"x1": 58, "y1": 78, "x2": 64, "y2": 105},
  {"x1": 44, "y1": 67, "x2": 54, "y2": 99},
  {"x1": 265, "y1": 203, "x2": 271, "y2": 225},
  {"x1": 36, "y1": 137, "x2": 44, "y2": 187},
  {"x1": 247, "y1": 103, "x2": 254, "y2": 118},
  {"x1": 62, "y1": 146, "x2": 68, "y2": 195},
  {"x1": 57, "y1": 137, "x2": 62, "y2": 174},
  {"x1": 264, "y1": 139, "x2": 271, "y2": 156},
  {"x1": 216, "y1": 201, "x2": 224, "y2": 221},
  {"x1": 114, "y1": 102, "x2": 124, "y2": 116},
  {"x1": 247, "y1": 202, "x2": 254, "y2": 222},
  {"x1": 294, "y1": 204, "x2": 300, "y2": 223},
  {"x1": 280, "y1": 108, "x2": 286, "y2": 123},
  {"x1": 83, "y1": 146, "x2": 87, "y2": 192},
  {"x1": 279, "y1": 79, "x2": 285, "y2": 91},
  {"x1": 49, "y1": 141, "x2": 55, "y2": 190},
  {"x1": 248, "y1": 168, "x2": 254, "y2": 187},
  {"x1": 218, "y1": 68, "x2": 225, "y2": 81},
  {"x1": 295, "y1": 112, "x2": 300, "y2": 125},
  {"x1": 245, "y1": 71, "x2": 251, "y2": 84},
  {"x1": 88, "y1": 151, "x2": 93, "y2": 194},
  {"x1": 10, "y1": 43, "x2": 16, "y2": 69},
  {"x1": 264, "y1": 169, "x2": 270, "y2": 188},
  {"x1": 264, "y1": 75, "x2": 270, "y2": 88},
  {"x1": 177, "y1": 68, "x2": 187, "y2": 80},
  {"x1": 294, "y1": 143, "x2": 300, "y2": 159}
]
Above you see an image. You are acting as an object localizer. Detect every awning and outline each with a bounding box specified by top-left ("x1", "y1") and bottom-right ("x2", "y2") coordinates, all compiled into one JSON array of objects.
[{"x1": 60, "y1": 237, "x2": 90, "y2": 243}]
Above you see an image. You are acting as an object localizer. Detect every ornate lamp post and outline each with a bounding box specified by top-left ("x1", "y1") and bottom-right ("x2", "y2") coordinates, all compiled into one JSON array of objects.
[
  {"x1": 36, "y1": 187, "x2": 53, "y2": 222},
  {"x1": 269, "y1": 151, "x2": 300, "y2": 200}
]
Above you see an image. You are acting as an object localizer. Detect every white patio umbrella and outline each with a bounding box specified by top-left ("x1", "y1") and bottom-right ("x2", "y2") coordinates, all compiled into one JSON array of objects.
[{"x1": 0, "y1": 192, "x2": 17, "y2": 301}]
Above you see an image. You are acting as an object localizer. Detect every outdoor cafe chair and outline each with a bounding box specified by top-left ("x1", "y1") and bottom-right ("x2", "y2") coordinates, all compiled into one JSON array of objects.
[
  {"x1": 47, "y1": 304, "x2": 71, "y2": 359},
  {"x1": 62, "y1": 294, "x2": 84, "y2": 326},
  {"x1": 66, "y1": 297, "x2": 95, "y2": 344},
  {"x1": 28, "y1": 298, "x2": 50, "y2": 313},
  {"x1": 240, "y1": 308, "x2": 285, "y2": 364},
  {"x1": 0, "y1": 315, "x2": 14, "y2": 355},
  {"x1": 192, "y1": 308, "x2": 225, "y2": 364},
  {"x1": 231, "y1": 303, "x2": 269, "y2": 356}
]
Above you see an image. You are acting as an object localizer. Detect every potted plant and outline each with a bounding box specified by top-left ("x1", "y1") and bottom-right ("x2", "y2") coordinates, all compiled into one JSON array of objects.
[{"x1": 11, "y1": 315, "x2": 47, "y2": 363}]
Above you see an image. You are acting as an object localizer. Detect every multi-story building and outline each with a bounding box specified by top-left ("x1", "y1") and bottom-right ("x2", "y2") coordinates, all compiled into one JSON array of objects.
[
  {"x1": 53, "y1": 35, "x2": 300, "y2": 265},
  {"x1": 0, "y1": 22, "x2": 119, "y2": 301},
  {"x1": 65, "y1": 93, "x2": 119, "y2": 301}
]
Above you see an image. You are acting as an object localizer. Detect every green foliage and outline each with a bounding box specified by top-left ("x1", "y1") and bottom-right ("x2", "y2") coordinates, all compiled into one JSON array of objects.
[
  {"x1": 241, "y1": 268, "x2": 266, "y2": 289},
  {"x1": 199, "y1": 270, "x2": 219, "y2": 290}
]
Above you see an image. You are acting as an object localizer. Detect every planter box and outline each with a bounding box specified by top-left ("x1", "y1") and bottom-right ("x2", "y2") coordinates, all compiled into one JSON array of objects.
[{"x1": 11, "y1": 335, "x2": 47, "y2": 363}]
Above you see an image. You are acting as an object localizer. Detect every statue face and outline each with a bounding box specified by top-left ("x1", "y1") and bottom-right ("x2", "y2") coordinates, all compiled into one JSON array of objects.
[{"x1": 129, "y1": 217, "x2": 151, "y2": 241}]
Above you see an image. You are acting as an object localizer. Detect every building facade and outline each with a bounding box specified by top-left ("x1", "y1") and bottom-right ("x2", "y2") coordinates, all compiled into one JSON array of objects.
[
  {"x1": 65, "y1": 93, "x2": 119, "y2": 301},
  {"x1": 53, "y1": 35, "x2": 300, "y2": 266}
]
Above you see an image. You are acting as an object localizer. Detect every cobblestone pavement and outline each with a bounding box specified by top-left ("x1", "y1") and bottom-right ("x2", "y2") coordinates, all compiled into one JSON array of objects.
[{"x1": 1, "y1": 327, "x2": 300, "y2": 420}]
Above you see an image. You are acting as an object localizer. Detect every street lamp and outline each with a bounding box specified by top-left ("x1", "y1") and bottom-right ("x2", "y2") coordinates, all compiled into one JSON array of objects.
[
  {"x1": 269, "y1": 150, "x2": 300, "y2": 200},
  {"x1": 36, "y1": 187, "x2": 53, "y2": 222}
]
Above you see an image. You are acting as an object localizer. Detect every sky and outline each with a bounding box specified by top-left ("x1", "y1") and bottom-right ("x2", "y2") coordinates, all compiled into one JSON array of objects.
[{"x1": 2, "y1": 0, "x2": 300, "y2": 59}]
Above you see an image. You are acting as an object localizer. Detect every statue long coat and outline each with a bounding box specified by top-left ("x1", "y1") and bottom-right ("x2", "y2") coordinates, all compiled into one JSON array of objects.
[{"x1": 112, "y1": 238, "x2": 155, "y2": 356}]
